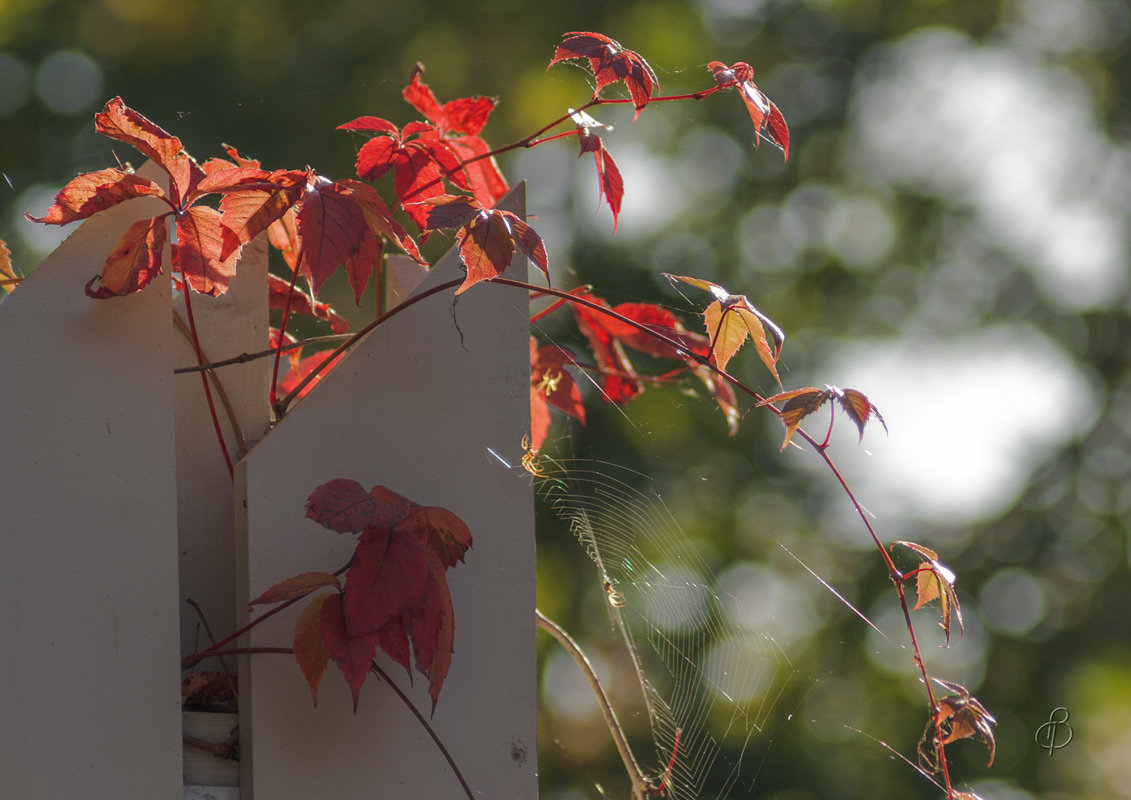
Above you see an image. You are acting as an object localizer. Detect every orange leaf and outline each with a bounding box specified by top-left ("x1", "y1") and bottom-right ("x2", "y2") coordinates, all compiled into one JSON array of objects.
[
  {"x1": 397, "y1": 506, "x2": 472, "y2": 569},
  {"x1": 0, "y1": 238, "x2": 14, "y2": 291},
  {"x1": 758, "y1": 386, "x2": 829, "y2": 449},
  {"x1": 893, "y1": 541, "x2": 963, "y2": 643},
  {"x1": 95, "y1": 97, "x2": 204, "y2": 205},
  {"x1": 293, "y1": 593, "x2": 332, "y2": 705},
  {"x1": 175, "y1": 205, "x2": 237, "y2": 296},
  {"x1": 304, "y1": 478, "x2": 377, "y2": 533},
  {"x1": 85, "y1": 215, "x2": 167, "y2": 299},
  {"x1": 665, "y1": 274, "x2": 784, "y2": 382},
  {"x1": 837, "y1": 388, "x2": 888, "y2": 441},
  {"x1": 319, "y1": 592, "x2": 380, "y2": 710},
  {"x1": 249, "y1": 571, "x2": 341, "y2": 607},
  {"x1": 26, "y1": 167, "x2": 165, "y2": 226}
]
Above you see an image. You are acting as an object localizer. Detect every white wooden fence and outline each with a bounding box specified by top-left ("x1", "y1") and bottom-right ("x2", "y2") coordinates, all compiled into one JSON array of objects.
[{"x1": 0, "y1": 177, "x2": 537, "y2": 800}]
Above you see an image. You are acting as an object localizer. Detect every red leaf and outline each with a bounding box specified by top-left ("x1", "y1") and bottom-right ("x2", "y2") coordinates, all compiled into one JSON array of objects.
[
  {"x1": 212, "y1": 168, "x2": 308, "y2": 260},
  {"x1": 250, "y1": 571, "x2": 341, "y2": 607},
  {"x1": 335, "y1": 178, "x2": 426, "y2": 265},
  {"x1": 608, "y1": 302, "x2": 708, "y2": 361},
  {"x1": 412, "y1": 557, "x2": 455, "y2": 711},
  {"x1": 837, "y1": 388, "x2": 888, "y2": 441},
  {"x1": 373, "y1": 614, "x2": 412, "y2": 678},
  {"x1": 305, "y1": 478, "x2": 377, "y2": 533},
  {"x1": 174, "y1": 205, "x2": 237, "y2": 296},
  {"x1": 392, "y1": 147, "x2": 447, "y2": 226},
  {"x1": 293, "y1": 593, "x2": 332, "y2": 705},
  {"x1": 550, "y1": 32, "x2": 658, "y2": 119},
  {"x1": 507, "y1": 214, "x2": 550, "y2": 285},
  {"x1": 458, "y1": 210, "x2": 515, "y2": 293},
  {"x1": 268, "y1": 207, "x2": 301, "y2": 272},
  {"x1": 396, "y1": 506, "x2": 472, "y2": 569},
  {"x1": 758, "y1": 386, "x2": 830, "y2": 450},
  {"x1": 665, "y1": 274, "x2": 784, "y2": 382},
  {"x1": 26, "y1": 167, "x2": 165, "y2": 225},
  {"x1": 276, "y1": 350, "x2": 345, "y2": 400},
  {"x1": 403, "y1": 63, "x2": 498, "y2": 137},
  {"x1": 412, "y1": 194, "x2": 482, "y2": 231},
  {"x1": 95, "y1": 97, "x2": 205, "y2": 205},
  {"x1": 84, "y1": 215, "x2": 167, "y2": 298},
  {"x1": 579, "y1": 132, "x2": 623, "y2": 230},
  {"x1": 367, "y1": 485, "x2": 419, "y2": 528},
  {"x1": 353, "y1": 134, "x2": 399, "y2": 182},
  {"x1": 531, "y1": 341, "x2": 586, "y2": 424},
  {"x1": 338, "y1": 115, "x2": 401, "y2": 136},
  {"x1": 530, "y1": 386, "x2": 552, "y2": 455},
  {"x1": 572, "y1": 292, "x2": 642, "y2": 404},
  {"x1": 268, "y1": 273, "x2": 350, "y2": 334},
  {"x1": 446, "y1": 135, "x2": 509, "y2": 208},
  {"x1": 318, "y1": 592, "x2": 379, "y2": 710},
  {"x1": 414, "y1": 200, "x2": 548, "y2": 294},
  {"x1": 296, "y1": 178, "x2": 379, "y2": 301},
  {"x1": 707, "y1": 62, "x2": 789, "y2": 160},
  {"x1": 343, "y1": 524, "x2": 429, "y2": 636}
]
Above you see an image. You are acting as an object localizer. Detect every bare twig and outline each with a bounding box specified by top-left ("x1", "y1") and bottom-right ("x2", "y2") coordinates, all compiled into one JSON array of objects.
[
  {"x1": 369, "y1": 661, "x2": 476, "y2": 800},
  {"x1": 536, "y1": 608, "x2": 651, "y2": 800}
]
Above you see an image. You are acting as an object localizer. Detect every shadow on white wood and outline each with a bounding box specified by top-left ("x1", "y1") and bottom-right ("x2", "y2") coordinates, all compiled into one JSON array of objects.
[
  {"x1": 235, "y1": 184, "x2": 537, "y2": 799},
  {"x1": 175, "y1": 235, "x2": 270, "y2": 659},
  {"x1": 0, "y1": 168, "x2": 183, "y2": 798}
]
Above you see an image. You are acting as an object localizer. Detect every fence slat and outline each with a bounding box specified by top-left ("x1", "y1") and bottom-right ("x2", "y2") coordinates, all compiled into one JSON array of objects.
[
  {"x1": 176, "y1": 235, "x2": 270, "y2": 659},
  {"x1": 236, "y1": 184, "x2": 537, "y2": 799},
  {"x1": 0, "y1": 177, "x2": 183, "y2": 797}
]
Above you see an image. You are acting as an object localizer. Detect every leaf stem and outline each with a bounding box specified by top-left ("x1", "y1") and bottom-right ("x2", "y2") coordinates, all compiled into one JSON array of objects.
[
  {"x1": 173, "y1": 311, "x2": 248, "y2": 457},
  {"x1": 179, "y1": 281, "x2": 234, "y2": 479},
  {"x1": 274, "y1": 278, "x2": 466, "y2": 415},
  {"x1": 369, "y1": 661, "x2": 476, "y2": 800},
  {"x1": 270, "y1": 245, "x2": 306, "y2": 409},
  {"x1": 173, "y1": 334, "x2": 354, "y2": 374},
  {"x1": 182, "y1": 562, "x2": 351, "y2": 670},
  {"x1": 398, "y1": 83, "x2": 725, "y2": 205},
  {"x1": 536, "y1": 608, "x2": 651, "y2": 800}
]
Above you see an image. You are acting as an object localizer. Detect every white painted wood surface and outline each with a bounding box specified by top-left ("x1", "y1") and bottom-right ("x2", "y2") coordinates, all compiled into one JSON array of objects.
[
  {"x1": 175, "y1": 236, "x2": 270, "y2": 659},
  {"x1": 0, "y1": 172, "x2": 183, "y2": 797},
  {"x1": 236, "y1": 184, "x2": 537, "y2": 799}
]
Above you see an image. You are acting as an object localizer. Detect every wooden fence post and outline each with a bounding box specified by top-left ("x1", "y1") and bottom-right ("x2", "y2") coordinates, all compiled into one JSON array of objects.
[
  {"x1": 234, "y1": 184, "x2": 537, "y2": 799},
  {"x1": 0, "y1": 181, "x2": 183, "y2": 797},
  {"x1": 1, "y1": 174, "x2": 537, "y2": 799}
]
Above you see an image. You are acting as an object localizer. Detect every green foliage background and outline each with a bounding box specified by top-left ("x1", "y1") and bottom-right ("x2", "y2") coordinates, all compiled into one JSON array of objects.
[{"x1": 3, "y1": 1, "x2": 1130, "y2": 799}]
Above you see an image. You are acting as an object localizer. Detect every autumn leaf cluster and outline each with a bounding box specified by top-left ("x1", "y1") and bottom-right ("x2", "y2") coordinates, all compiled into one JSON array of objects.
[{"x1": 250, "y1": 479, "x2": 471, "y2": 711}]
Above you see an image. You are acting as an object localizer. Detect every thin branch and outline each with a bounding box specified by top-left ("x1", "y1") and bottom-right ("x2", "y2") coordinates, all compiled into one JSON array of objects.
[
  {"x1": 274, "y1": 278, "x2": 466, "y2": 415},
  {"x1": 270, "y1": 249, "x2": 306, "y2": 408},
  {"x1": 186, "y1": 598, "x2": 232, "y2": 677},
  {"x1": 173, "y1": 334, "x2": 353, "y2": 374},
  {"x1": 173, "y1": 311, "x2": 249, "y2": 457},
  {"x1": 536, "y1": 608, "x2": 650, "y2": 800},
  {"x1": 179, "y1": 286, "x2": 234, "y2": 479},
  {"x1": 369, "y1": 661, "x2": 476, "y2": 800},
  {"x1": 182, "y1": 562, "x2": 350, "y2": 670}
]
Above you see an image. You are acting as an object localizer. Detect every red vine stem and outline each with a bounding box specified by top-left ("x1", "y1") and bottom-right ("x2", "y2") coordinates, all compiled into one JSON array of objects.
[
  {"x1": 269, "y1": 244, "x2": 307, "y2": 409},
  {"x1": 491, "y1": 276, "x2": 956, "y2": 795},
  {"x1": 181, "y1": 562, "x2": 350, "y2": 669},
  {"x1": 180, "y1": 274, "x2": 234, "y2": 480},
  {"x1": 274, "y1": 278, "x2": 466, "y2": 414},
  {"x1": 398, "y1": 85, "x2": 724, "y2": 205}
]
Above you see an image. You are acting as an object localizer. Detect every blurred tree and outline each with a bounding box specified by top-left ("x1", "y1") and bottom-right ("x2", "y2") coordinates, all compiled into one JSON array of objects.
[{"x1": 2, "y1": 1, "x2": 1129, "y2": 799}]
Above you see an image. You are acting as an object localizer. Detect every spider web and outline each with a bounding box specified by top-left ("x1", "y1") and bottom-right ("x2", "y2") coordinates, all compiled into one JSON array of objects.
[{"x1": 534, "y1": 456, "x2": 816, "y2": 800}]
